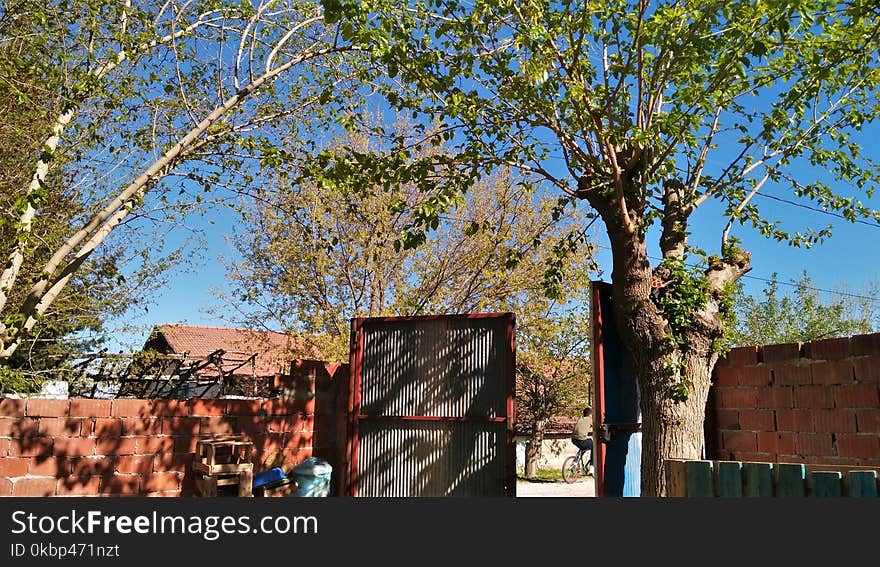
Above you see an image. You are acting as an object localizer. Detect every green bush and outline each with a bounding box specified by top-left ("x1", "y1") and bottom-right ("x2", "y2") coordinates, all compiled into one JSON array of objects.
[{"x1": 0, "y1": 366, "x2": 41, "y2": 395}]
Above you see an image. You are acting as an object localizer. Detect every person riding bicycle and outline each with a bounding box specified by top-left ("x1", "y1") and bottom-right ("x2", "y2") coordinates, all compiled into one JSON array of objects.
[{"x1": 571, "y1": 407, "x2": 594, "y2": 471}]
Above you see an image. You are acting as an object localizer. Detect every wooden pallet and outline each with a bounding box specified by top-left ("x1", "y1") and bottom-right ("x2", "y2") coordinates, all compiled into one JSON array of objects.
[
  {"x1": 194, "y1": 435, "x2": 254, "y2": 475},
  {"x1": 192, "y1": 436, "x2": 255, "y2": 497},
  {"x1": 194, "y1": 469, "x2": 254, "y2": 497}
]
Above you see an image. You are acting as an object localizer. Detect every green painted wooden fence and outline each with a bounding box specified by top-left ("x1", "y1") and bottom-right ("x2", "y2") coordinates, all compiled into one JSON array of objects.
[{"x1": 665, "y1": 459, "x2": 879, "y2": 497}]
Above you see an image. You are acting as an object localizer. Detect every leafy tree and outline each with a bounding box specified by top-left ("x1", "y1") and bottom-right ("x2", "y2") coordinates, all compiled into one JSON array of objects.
[
  {"x1": 221, "y1": 119, "x2": 594, "y2": 467},
  {"x1": 0, "y1": 2, "x2": 165, "y2": 390},
  {"x1": 0, "y1": 0, "x2": 354, "y2": 361},
  {"x1": 730, "y1": 272, "x2": 879, "y2": 347},
  {"x1": 318, "y1": 0, "x2": 880, "y2": 494},
  {"x1": 225, "y1": 130, "x2": 594, "y2": 339}
]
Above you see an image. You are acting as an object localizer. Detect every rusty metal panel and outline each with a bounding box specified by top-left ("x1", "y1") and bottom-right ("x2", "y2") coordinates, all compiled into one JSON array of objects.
[
  {"x1": 347, "y1": 313, "x2": 515, "y2": 497},
  {"x1": 359, "y1": 317, "x2": 509, "y2": 417},
  {"x1": 355, "y1": 419, "x2": 508, "y2": 496}
]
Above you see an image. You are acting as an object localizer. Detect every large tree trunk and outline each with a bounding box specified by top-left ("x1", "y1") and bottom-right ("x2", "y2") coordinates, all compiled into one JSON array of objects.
[
  {"x1": 524, "y1": 418, "x2": 547, "y2": 477},
  {"x1": 605, "y1": 228, "x2": 748, "y2": 496},
  {"x1": 582, "y1": 176, "x2": 749, "y2": 497},
  {"x1": 635, "y1": 344, "x2": 717, "y2": 496}
]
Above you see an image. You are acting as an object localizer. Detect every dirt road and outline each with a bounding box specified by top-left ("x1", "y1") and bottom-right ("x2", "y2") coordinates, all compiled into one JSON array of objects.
[{"x1": 515, "y1": 477, "x2": 596, "y2": 497}]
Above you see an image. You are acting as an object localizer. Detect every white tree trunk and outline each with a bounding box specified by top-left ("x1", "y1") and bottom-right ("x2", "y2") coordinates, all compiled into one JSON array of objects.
[
  {"x1": 1, "y1": 42, "x2": 349, "y2": 361},
  {"x1": 524, "y1": 418, "x2": 547, "y2": 477}
]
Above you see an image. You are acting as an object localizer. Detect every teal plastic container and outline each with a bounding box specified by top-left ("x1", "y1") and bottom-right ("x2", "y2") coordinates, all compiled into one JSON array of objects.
[{"x1": 291, "y1": 457, "x2": 332, "y2": 497}]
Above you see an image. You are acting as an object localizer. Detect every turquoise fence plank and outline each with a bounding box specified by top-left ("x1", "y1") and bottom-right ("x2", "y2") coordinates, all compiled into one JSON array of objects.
[
  {"x1": 744, "y1": 462, "x2": 774, "y2": 497},
  {"x1": 848, "y1": 471, "x2": 878, "y2": 497},
  {"x1": 685, "y1": 460, "x2": 715, "y2": 497},
  {"x1": 811, "y1": 472, "x2": 842, "y2": 497},
  {"x1": 777, "y1": 464, "x2": 807, "y2": 497},
  {"x1": 665, "y1": 460, "x2": 687, "y2": 497},
  {"x1": 717, "y1": 461, "x2": 743, "y2": 497}
]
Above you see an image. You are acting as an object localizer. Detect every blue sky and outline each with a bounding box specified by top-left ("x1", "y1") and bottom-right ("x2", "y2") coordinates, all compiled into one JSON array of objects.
[
  {"x1": 101, "y1": 110, "x2": 880, "y2": 352},
  {"x1": 98, "y1": 14, "x2": 880, "y2": 352},
  {"x1": 103, "y1": 159, "x2": 880, "y2": 353}
]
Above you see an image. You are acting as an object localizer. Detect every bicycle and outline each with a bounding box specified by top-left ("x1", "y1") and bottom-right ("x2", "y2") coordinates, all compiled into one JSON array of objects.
[{"x1": 562, "y1": 448, "x2": 593, "y2": 484}]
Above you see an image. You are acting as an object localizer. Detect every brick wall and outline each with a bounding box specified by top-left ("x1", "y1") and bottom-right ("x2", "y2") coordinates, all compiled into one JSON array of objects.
[
  {"x1": 0, "y1": 360, "x2": 351, "y2": 497},
  {"x1": 275, "y1": 360, "x2": 350, "y2": 495},
  {"x1": 706, "y1": 333, "x2": 880, "y2": 467}
]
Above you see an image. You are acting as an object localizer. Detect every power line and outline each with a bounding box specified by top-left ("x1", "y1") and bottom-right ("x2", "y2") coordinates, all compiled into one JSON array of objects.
[
  {"x1": 738, "y1": 273, "x2": 880, "y2": 303},
  {"x1": 754, "y1": 191, "x2": 880, "y2": 229},
  {"x1": 592, "y1": 243, "x2": 880, "y2": 303}
]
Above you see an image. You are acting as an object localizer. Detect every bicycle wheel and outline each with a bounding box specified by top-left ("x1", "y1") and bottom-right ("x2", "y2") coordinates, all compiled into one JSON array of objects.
[{"x1": 562, "y1": 455, "x2": 581, "y2": 484}]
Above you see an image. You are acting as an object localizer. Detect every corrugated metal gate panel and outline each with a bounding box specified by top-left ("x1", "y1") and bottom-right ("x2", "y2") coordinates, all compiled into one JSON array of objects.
[
  {"x1": 348, "y1": 313, "x2": 515, "y2": 497},
  {"x1": 360, "y1": 317, "x2": 508, "y2": 417},
  {"x1": 356, "y1": 419, "x2": 508, "y2": 497}
]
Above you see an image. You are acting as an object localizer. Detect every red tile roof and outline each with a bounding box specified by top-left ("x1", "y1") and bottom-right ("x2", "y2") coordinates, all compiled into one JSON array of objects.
[{"x1": 146, "y1": 324, "x2": 325, "y2": 377}]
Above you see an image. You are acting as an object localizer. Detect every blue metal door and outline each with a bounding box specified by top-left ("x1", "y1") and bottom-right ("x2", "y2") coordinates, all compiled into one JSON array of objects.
[{"x1": 592, "y1": 282, "x2": 641, "y2": 497}]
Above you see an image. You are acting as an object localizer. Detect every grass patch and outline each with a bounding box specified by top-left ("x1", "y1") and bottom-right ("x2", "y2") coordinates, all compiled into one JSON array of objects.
[{"x1": 517, "y1": 467, "x2": 564, "y2": 483}]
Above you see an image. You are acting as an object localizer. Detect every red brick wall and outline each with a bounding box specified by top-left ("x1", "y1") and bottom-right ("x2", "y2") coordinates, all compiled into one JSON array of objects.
[
  {"x1": 706, "y1": 333, "x2": 880, "y2": 467},
  {"x1": 0, "y1": 361, "x2": 350, "y2": 497},
  {"x1": 275, "y1": 360, "x2": 351, "y2": 494}
]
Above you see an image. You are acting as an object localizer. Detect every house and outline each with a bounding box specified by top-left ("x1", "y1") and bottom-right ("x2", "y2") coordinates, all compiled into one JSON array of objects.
[{"x1": 142, "y1": 324, "x2": 326, "y2": 397}]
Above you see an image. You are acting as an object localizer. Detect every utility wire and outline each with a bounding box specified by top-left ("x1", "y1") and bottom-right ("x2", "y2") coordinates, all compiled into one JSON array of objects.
[
  {"x1": 738, "y1": 273, "x2": 879, "y2": 303},
  {"x1": 430, "y1": 189, "x2": 879, "y2": 302},
  {"x1": 754, "y1": 191, "x2": 880, "y2": 229},
  {"x1": 591, "y1": 243, "x2": 880, "y2": 303}
]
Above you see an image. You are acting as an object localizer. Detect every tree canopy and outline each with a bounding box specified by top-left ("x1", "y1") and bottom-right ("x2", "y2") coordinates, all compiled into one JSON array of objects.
[
  {"x1": 0, "y1": 1, "x2": 355, "y2": 361},
  {"x1": 316, "y1": 0, "x2": 880, "y2": 495},
  {"x1": 221, "y1": 118, "x2": 596, "y2": 357}
]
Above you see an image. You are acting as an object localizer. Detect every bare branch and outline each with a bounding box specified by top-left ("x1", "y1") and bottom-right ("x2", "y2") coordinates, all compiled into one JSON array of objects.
[{"x1": 721, "y1": 171, "x2": 771, "y2": 247}]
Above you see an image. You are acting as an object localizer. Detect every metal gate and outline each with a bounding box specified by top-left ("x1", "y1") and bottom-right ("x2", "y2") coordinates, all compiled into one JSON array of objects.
[
  {"x1": 346, "y1": 313, "x2": 516, "y2": 496},
  {"x1": 592, "y1": 281, "x2": 642, "y2": 497}
]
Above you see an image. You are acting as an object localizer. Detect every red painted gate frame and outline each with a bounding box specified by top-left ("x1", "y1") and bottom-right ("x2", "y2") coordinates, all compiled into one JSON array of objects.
[
  {"x1": 343, "y1": 313, "x2": 517, "y2": 497},
  {"x1": 591, "y1": 282, "x2": 608, "y2": 497}
]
